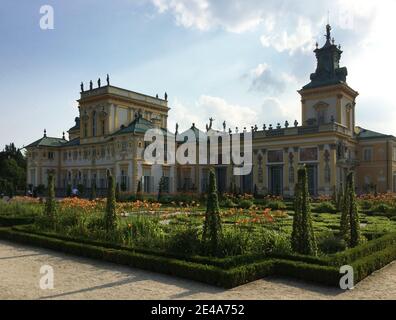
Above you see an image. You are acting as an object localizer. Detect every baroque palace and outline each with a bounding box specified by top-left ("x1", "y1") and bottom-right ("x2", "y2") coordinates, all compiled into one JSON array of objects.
[{"x1": 25, "y1": 25, "x2": 396, "y2": 197}]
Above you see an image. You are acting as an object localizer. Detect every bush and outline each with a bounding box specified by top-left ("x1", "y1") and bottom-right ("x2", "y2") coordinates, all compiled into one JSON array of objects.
[
  {"x1": 318, "y1": 236, "x2": 347, "y2": 254},
  {"x1": 371, "y1": 203, "x2": 393, "y2": 214},
  {"x1": 217, "y1": 227, "x2": 252, "y2": 257},
  {"x1": 55, "y1": 210, "x2": 80, "y2": 229},
  {"x1": 266, "y1": 200, "x2": 287, "y2": 210},
  {"x1": 221, "y1": 198, "x2": 237, "y2": 208},
  {"x1": 124, "y1": 214, "x2": 165, "y2": 248},
  {"x1": 313, "y1": 201, "x2": 337, "y2": 213},
  {"x1": 34, "y1": 214, "x2": 54, "y2": 230},
  {"x1": 166, "y1": 225, "x2": 201, "y2": 256},
  {"x1": 254, "y1": 229, "x2": 292, "y2": 256},
  {"x1": 238, "y1": 199, "x2": 254, "y2": 209}
]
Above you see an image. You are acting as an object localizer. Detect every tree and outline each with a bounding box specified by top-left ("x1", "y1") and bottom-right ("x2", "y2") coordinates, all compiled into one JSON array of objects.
[
  {"x1": 115, "y1": 183, "x2": 120, "y2": 202},
  {"x1": 44, "y1": 174, "x2": 56, "y2": 225},
  {"x1": 291, "y1": 182, "x2": 302, "y2": 252},
  {"x1": 202, "y1": 169, "x2": 222, "y2": 255},
  {"x1": 340, "y1": 172, "x2": 361, "y2": 247},
  {"x1": 136, "y1": 180, "x2": 143, "y2": 201},
  {"x1": 291, "y1": 167, "x2": 317, "y2": 256},
  {"x1": 336, "y1": 183, "x2": 344, "y2": 212},
  {"x1": 104, "y1": 175, "x2": 117, "y2": 234},
  {"x1": 90, "y1": 181, "x2": 97, "y2": 200},
  {"x1": 66, "y1": 184, "x2": 72, "y2": 197},
  {"x1": 0, "y1": 143, "x2": 26, "y2": 192},
  {"x1": 157, "y1": 176, "x2": 166, "y2": 202}
]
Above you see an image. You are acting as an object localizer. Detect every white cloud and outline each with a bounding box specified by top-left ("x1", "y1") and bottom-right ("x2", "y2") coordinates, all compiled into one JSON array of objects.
[
  {"x1": 168, "y1": 95, "x2": 299, "y2": 133},
  {"x1": 245, "y1": 63, "x2": 297, "y2": 94},
  {"x1": 151, "y1": 0, "x2": 377, "y2": 54},
  {"x1": 151, "y1": 0, "x2": 395, "y2": 135},
  {"x1": 151, "y1": 0, "x2": 267, "y2": 33},
  {"x1": 260, "y1": 17, "x2": 315, "y2": 55}
]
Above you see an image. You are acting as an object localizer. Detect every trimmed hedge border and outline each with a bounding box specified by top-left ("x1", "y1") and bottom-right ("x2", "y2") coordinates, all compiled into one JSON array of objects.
[
  {"x1": 0, "y1": 227, "x2": 395, "y2": 288},
  {"x1": 0, "y1": 216, "x2": 35, "y2": 227}
]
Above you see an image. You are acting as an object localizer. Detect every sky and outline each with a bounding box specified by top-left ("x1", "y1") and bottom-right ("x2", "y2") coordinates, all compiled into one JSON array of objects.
[{"x1": 1, "y1": 0, "x2": 395, "y2": 149}]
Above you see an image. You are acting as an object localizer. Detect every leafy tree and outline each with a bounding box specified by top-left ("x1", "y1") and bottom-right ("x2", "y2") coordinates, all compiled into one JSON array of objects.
[
  {"x1": 44, "y1": 174, "x2": 56, "y2": 225},
  {"x1": 202, "y1": 169, "x2": 222, "y2": 255},
  {"x1": 340, "y1": 172, "x2": 361, "y2": 247},
  {"x1": 291, "y1": 167, "x2": 317, "y2": 256},
  {"x1": 0, "y1": 143, "x2": 26, "y2": 192},
  {"x1": 104, "y1": 175, "x2": 117, "y2": 234}
]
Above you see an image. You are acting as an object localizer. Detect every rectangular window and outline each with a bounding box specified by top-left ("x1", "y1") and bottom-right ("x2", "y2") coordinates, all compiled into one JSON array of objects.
[
  {"x1": 363, "y1": 148, "x2": 373, "y2": 162},
  {"x1": 394, "y1": 174, "x2": 396, "y2": 192},
  {"x1": 48, "y1": 152, "x2": 55, "y2": 160},
  {"x1": 267, "y1": 150, "x2": 283, "y2": 163},
  {"x1": 393, "y1": 147, "x2": 396, "y2": 161},
  {"x1": 143, "y1": 176, "x2": 153, "y2": 193},
  {"x1": 121, "y1": 141, "x2": 127, "y2": 152},
  {"x1": 300, "y1": 147, "x2": 318, "y2": 162},
  {"x1": 63, "y1": 152, "x2": 68, "y2": 161}
]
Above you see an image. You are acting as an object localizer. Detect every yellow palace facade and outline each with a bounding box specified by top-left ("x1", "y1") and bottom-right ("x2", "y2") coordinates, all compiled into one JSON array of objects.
[{"x1": 25, "y1": 25, "x2": 396, "y2": 197}]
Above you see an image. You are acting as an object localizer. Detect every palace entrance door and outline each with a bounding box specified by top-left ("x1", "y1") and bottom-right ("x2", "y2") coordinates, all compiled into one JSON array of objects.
[
  {"x1": 306, "y1": 164, "x2": 318, "y2": 196},
  {"x1": 269, "y1": 166, "x2": 283, "y2": 196}
]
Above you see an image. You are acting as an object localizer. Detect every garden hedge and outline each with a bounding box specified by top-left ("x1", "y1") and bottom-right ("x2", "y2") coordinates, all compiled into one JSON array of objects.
[
  {"x1": 0, "y1": 226, "x2": 395, "y2": 289},
  {"x1": 0, "y1": 216, "x2": 35, "y2": 227}
]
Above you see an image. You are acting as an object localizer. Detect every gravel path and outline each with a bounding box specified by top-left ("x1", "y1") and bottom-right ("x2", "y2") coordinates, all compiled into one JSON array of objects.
[{"x1": 1, "y1": 240, "x2": 395, "y2": 300}]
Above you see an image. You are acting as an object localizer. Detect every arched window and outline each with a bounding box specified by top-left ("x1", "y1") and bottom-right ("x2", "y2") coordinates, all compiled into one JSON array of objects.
[{"x1": 92, "y1": 111, "x2": 97, "y2": 137}]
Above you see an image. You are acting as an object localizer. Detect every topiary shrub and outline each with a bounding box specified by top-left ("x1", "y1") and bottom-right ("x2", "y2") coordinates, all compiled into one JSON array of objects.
[
  {"x1": 104, "y1": 175, "x2": 117, "y2": 235},
  {"x1": 115, "y1": 183, "x2": 120, "y2": 202},
  {"x1": 44, "y1": 174, "x2": 56, "y2": 227},
  {"x1": 136, "y1": 180, "x2": 143, "y2": 201},
  {"x1": 340, "y1": 172, "x2": 361, "y2": 248},
  {"x1": 202, "y1": 169, "x2": 222, "y2": 256},
  {"x1": 66, "y1": 184, "x2": 72, "y2": 198},
  {"x1": 291, "y1": 167, "x2": 317, "y2": 256},
  {"x1": 90, "y1": 181, "x2": 97, "y2": 200}
]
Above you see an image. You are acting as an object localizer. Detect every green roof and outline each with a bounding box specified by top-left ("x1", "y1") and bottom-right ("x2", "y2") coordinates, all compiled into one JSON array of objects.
[
  {"x1": 112, "y1": 116, "x2": 170, "y2": 136},
  {"x1": 63, "y1": 138, "x2": 80, "y2": 147},
  {"x1": 25, "y1": 136, "x2": 67, "y2": 148},
  {"x1": 179, "y1": 125, "x2": 207, "y2": 142},
  {"x1": 356, "y1": 127, "x2": 394, "y2": 140}
]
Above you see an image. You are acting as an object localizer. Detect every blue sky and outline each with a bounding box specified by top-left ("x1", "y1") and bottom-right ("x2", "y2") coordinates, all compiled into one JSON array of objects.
[{"x1": 1, "y1": 0, "x2": 395, "y2": 149}]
